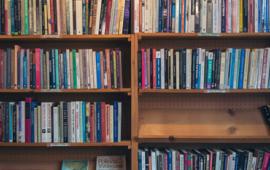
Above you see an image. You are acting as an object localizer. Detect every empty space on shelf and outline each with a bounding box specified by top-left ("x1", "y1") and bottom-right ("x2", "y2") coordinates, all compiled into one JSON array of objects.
[
  {"x1": 138, "y1": 93, "x2": 270, "y2": 142},
  {"x1": 0, "y1": 147, "x2": 131, "y2": 170}
]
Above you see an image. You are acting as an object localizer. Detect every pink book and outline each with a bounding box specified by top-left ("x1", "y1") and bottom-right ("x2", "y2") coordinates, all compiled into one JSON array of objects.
[
  {"x1": 141, "y1": 49, "x2": 145, "y2": 89},
  {"x1": 152, "y1": 49, "x2": 156, "y2": 89},
  {"x1": 262, "y1": 152, "x2": 270, "y2": 170},
  {"x1": 225, "y1": 0, "x2": 229, "y2": 32},
  {"x1": 35, "y1": 48, "x2": 41, "y2": 89},
  {"x1": 105, "y1": 104, "x2": 110, "y2": 142},
  {"x1": 101, "y1": 102, "x2": 106, "y2": 142},
  {"x1": 248, "y1": 0, "x2": 254, "y2": 32},
  {"x1": 25, "y1": 97, "x2": 32, "y2": 143},
  {"x1": 232, "y1": 0, "x2": 236, "y2": 33}
]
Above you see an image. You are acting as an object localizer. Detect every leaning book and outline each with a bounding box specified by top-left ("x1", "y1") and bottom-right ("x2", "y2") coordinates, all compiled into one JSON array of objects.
[{"x1": 96, "y1": 156, "x2": 126, "y2": 170}]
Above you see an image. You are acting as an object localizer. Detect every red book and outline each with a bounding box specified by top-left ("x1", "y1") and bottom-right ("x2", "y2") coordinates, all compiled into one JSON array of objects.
[
  {"x1": 105, "y1": 104, "x2": 110, "y2": 142},
  {"x1": 105, "y1": 49, "x2": 111, "y2": 88},
  {"x1": 90, "y1": 104, "x2": 95, "y2": 142},
  {"x1": 152, "y1": 49, "x2": 156, "y2": 89},
  {"x1": 141, "y1": 49, "x2": 145, "y2": 89},
  {"x1": 105, "y1": 0, "x2": 112, "y2": 34},
  {"x1": 101, "y1": 102, "x2": 106, "y2": 142},
  {"x1": 35, "y1": 48, "x2": 41, "y2": 89},
  {"x1": 262, "y1": 152, "x2": 270, "y2": 170},
  {"x1": 248, "y1": 0, "x2": 254, "y2": 32},
  {"x1": 25, "y1": 97, "x2": 32, "y2": 143},
  {"x1": 50, "y1": 0, "x2": 55, "y2": 33}
]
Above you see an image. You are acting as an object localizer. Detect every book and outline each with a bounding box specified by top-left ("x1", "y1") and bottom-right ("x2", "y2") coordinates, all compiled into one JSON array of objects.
[
  {"x1": 96, "y1": 156, "x2": 126, "y2": 170},
  {"x1": 61, "y1": 160, "x2": 89, "y2": 170}
]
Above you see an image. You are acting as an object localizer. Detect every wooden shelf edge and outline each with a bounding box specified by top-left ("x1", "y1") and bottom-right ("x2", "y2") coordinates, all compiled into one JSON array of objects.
[
  {"x1": 139, "y1": 89, "x2": 270, "y2": 94},
  {"x1": 0, "y1": 34, "x2": 131, "y2": 41},
  {"x1": 137, "y1": 32, "x2": 270, "y2": 39},
  {"x1": 137, "y1": 137, "x2": 270, "y2": 144},
  {"x1": 0, "y1": 88, "x2": 131, "y2": 93},
  {"x1": 0, "y1": 141, "x2": 132, "y2": 148}
]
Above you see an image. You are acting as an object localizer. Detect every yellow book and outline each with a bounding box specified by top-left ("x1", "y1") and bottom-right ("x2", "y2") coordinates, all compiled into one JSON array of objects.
[
  {"x1": 47, "y1": 0, "x2": 51, "y2": 34},
  {"x1": 44, "y1": 4, "x2": 48, "y2": 35},
  {"x1": 117, "y1": 0, "x2": 125, "y2": 34},
  {"x1": 239, "y1": 0, "x2": 243, "y2": 32}
]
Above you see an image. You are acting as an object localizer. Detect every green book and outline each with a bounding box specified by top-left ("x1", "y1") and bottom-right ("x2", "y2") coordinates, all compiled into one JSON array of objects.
[
  {"x1": 24, "y1": 0, "x2": 29, "y2": 35},
  {"x1": 55, "y1": 49, "x2": 59, "y2": 89},
  {"x1": 61, "y1": 160, "x2": 89, "y2": 170},
  {"x1": 72, "y1": 49, "x2": 77, "y2": 89}
]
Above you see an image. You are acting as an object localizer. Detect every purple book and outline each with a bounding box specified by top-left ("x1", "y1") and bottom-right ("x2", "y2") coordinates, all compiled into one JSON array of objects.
[{"x1": 122, "y1": 0, "x2": 130, "y2": 34}]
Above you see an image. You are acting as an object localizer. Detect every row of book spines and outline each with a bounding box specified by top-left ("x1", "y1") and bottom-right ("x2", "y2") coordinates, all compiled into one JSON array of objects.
[
  {"x1": 0, "y1": 0, "x2": 130, "y2": 35},
  {"x1": 0, "y1": 47, "x2": 123, "y2": 90},
  {"x1": 135, "y1": 0, "x2": 270, "y2": 33},
  {"x1": 138, "y1": 48, "x2": 270, "y2": 90},
  {"x1": 0, "y1": 100, "x2": 122, "y2": 143},
  {"x1": 138, "y1": 148, "x2": 270, "y2": 170}
]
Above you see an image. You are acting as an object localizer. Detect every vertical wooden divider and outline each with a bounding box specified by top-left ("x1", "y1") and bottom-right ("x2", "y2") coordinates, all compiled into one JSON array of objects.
[{"x1": 131, "y1": 34, "x2": 139, "y2": 170}]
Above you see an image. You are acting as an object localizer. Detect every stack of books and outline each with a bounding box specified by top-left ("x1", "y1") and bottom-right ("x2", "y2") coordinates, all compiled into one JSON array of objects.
[
  {"x1": 0, "y1": 0, "x2": 130, "y2": 35},
  {"x1": 134, "y1": 0, "x2": 270, "y2": 33},
  {"x1": 0, "y1": 98, "x2": 122, "y2": 143},
  {"x1": 0, "y1": 47, "x2": 123, "y2": 89},
  {"x1": 138, "y1": 148, "x2": 270, "y2": 170},
  {"x1": 138, "y1": 48, "x2": 270, "y2": 90}
]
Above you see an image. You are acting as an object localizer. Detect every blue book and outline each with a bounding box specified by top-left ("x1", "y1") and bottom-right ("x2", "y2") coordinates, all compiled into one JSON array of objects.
[
  {"x1": 96, "y1": 52, "x2": 101, "y2": 89},
  {"x1": 63, "y1": 52, "x2": 68, "y2": 89},
  {"x1": 9, "y1": 103, "x2": 13, "y2": 142},
  {"x1": 266, "y1": 0, "x2": 269, "y2": 32},
  {"x1": 195, "y1": 52, "x2": 200, "y2": 89},
  {"x1": 82, "y1": 102, "x2": 86, "y2": 143},
  {"x1": 10, "y1": 0, "x2": 15, "y2": 34},
  {"x1": 20, "y1": 50, "x2": 24, "y2": 89},
  {"x1": 197, "y1": 63, "x2": 201, "y2": 89},
  {"x1": 52, "y1": 50, "x2": 56, "y2": 89},
  {"x1": 55, "y1": 49, "x2": 59, "y2": 89},
  {"x1": 158, "y1": 0, "x2": 163, "y2": 32},
  {"x1": 30, "y1": 101, "x2": 37, "y2": 143},
  {"x1": 258, "y1": 0, "x2": 262, "y2": 32},
  {"x1": 96, "y1": 102, "x2": 101, "y2": 142},
  {"x1": 113, "y1": 101, "x2": 118, "y2": 142},
  {"x1": 207, "y1": 54, "x2": 213, "y2": 89},
  {"x1": 184, "y1": 0, "x2": 186, "y2": 32},
  {"x1": 234, "y1": 153, "x2": 239, "y2": 170},
  {"x1": 156, "y1": 54, "x2": 161, "y2": 88},
  {"x1": 167, "y1": 150, "x2": 172, "y2": 170},
  {"x1": 23, "y1": 51, "x2": 28, "y2": 89},
  {"x1": 172, "y1": 0, "x2": 176, "y2": 32},
  {"x1": 82, "y1": 0, "x2": 86, "y2": 33},
  {"x1": 238, "y1": 49, "x2": 245, "y2": 89},
  {"x1": 229, "y1": 49, "x2": 235, "y2": 89},
  {"x1": 138, "y1": 150, "x2": 142, "y2": 170}
]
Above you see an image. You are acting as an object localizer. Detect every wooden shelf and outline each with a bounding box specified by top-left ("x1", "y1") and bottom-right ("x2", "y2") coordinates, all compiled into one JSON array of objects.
[
  {"x1": 137, "y1": 32, "x2": 270, "y2": 40},
  {"x1": 138, "y1": 108, "x2": 270, "y2": 143},
  {"x1": 0, "y1": 34, "x2": 131, "y2": 41},
  {"x1": 139, "y1": 89, "x2": 270, "y2": 94},
  {"x1": 0, "y1": 88, "x2": 131, "y2": 94},
  {"x1": 0, "y1": 141, "x2": 132, "y2": 148}
]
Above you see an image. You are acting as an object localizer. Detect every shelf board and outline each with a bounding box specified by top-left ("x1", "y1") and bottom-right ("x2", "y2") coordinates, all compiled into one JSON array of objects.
[
  {"x1": 137, "y1": 32, "x2": 270, "y2": 40},
  {"x1": 139, "y1": 89, "x2": 270, "y2": 94},
  {"x1": 138, "y1": 108, "x2": 270, "y2": 143},
  {"x1": 0, "y1": 141, "x2": 132, "y2": 148},
  {"x1": 0, "y1": 34, "x2": 131, "y2": 41},
  {"x1": 0, "y1": 88, "x2": 131, "y2": 94}
]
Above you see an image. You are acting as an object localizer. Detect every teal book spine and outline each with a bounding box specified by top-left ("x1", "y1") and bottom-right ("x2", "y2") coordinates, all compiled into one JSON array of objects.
[
  {"x1": 24, "y1": 0, "x2": 29, "y2": 34},
  {"x1": 55, "y1": 49, "x2": 59, "y2": 89}
]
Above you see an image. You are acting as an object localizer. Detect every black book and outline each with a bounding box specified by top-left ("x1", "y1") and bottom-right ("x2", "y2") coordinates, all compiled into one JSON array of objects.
[
  {"x1": 212, "y1": 151, "x2": 216, "y2": 170},
  {"x1": 150, "y1": 49, "x2": 153, "y2": 89},
  {"x1": 99, "y1": 0, "x2": 107, "y2": 34},
  {"x1": 42, "y1": 0, "x2": 45, "y2": 34},
  {"x1": 243, "y1": 0, "x2": 248, "y2": 32},
  {"x1": 191, "y1": 49, "x2": 197, "y2": 89},
  {"x1": 204, "y1": 53, "x2": 208, "y2": 89},
  {"x1": 211, "y1": 51, "x2": 216, "y2": 89},
  {"x1": 179, "y1": 50, "x2": 182, "y2": 89},
  {"x1": 110, "y1": 50, "x2": 115, "y2": 88},
  {"x1": 138, "y1": 51, "x2": 142, "y2": 88},
  {"x1": 182, "y1": 49, "x2": 186, "y2": 89},
  {"x1": 53, "y1": 0, "x2": 58, "y2": 33},
  {"x1": 215, "y1": 50, "x2": 221, "y2": 89},
  {"x1": 49, "y1": 50, "x2": 53, "y2": 89},
  {"x1": 168, "y1": 0, "x2": 172, "y2": 32},
  {"x1": 4, "y1": 103, "x2": 9, "y2": 142},
  {"x1": 173, "y1": 50, "x2": 176, "y2": 89},
  {"x1": 12, "y1": 103, "x2": 16, "y2": 142},
  {"x1": 162, "y1": 0, "x2": 168, "y2": 32},
  {"x1": 63, "y1": 102, "x2": 68, "y2": 143},
  {"x1": 0, "y1": 0, "x2": 4, "y2": 34},
  {"x1": 165, "y1": 49, "x2": 169, "y2": 88},
  {"x1": 221, "y1": 0, "x2": 226, "y2": 32},
  {"x1": 195, "y1": 0, "x2": 200, "y2": 32}
]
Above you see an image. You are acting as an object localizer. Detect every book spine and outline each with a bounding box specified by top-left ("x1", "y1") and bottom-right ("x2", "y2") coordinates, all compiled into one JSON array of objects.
[{"x1": 113, "y1": 101, "x2": 118, "y2": 142}]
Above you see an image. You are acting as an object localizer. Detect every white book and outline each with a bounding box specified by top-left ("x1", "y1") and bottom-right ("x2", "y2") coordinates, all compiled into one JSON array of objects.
[
  {"x1": 247, "y1": 151, "x2": 253, "y2": 170},
  {"x1": 47, "y1": 103, "x2": 52, "y2": 143},
  {"x1": 175, "y1": 0, "x2": 179, "y2": 33},
  {"x1": 144, "y1": 0, "x2": 149, "y2": 32},
  {"x1": 95, "y1": 0, "x2": 102, "y2": 34},
  {"x1": 151, "y1": 151, "x2": 157, "y2": 170},
  {"x1": 110, "y1": 105, "x2": 114, "y2": 142},
  {"x1": 179, "y1": 153, "x2": 184, "y2": 170},
  {"x1": 89, "y1": 49, "x2": 94, "y2": 88},
  {"x1": 155, "y1": 0, "x2": 159, "y2": 32},
  {"x1": 248, "y1": 50, "x2": 256, "y2": 89},
  {"x1": 257, "y1": 49, "x2": 264, "y2": 89},
  {"x1": 110, "y1": 0, "x2": 116, "y2": 34},
  {"x1": 170, "y1": 49, "x2": 174, "y2": 89},
  {"x1": 148, "y1": 0, "x2": 153, "y2": 32},
  {"x1": 254, "y1": 0, "x2": 258, "y2": 32},
  {"x1": 200, "y1": 49, "x2": 205, "y2": 89},
  {"x1": 219, "y1": 51, "x2": 226, "y2": 89},
  {"x1": 189, "y1": 0, "x2": 195, "y2": 32},
  {"x1": 142, "y1": 150, "x2": 146, "y2": 170},
  {"x1": 212, "y1": 0, "x2": 218, "y2": 33},
  {"x1": 265, "y1": 48, "x2": 270, "y2": 88},
  {"x1": 113, "y1": 0, "x2": 119, "y2": 34},
  {"x1": 251, "y1": 157, "x2": 257, "y2": 170},
  {"x1": 235, "y1": 0, "x2": 239, "y2": 33},
  {"x1": 76, "y1": 0, "x2": 83, "y2": 35},
  {"x1": 41, "y1": 103, "x2": 47, "y2": 143},
  {"x1": 185, "y1": 0, "x2": 189, "y2": 32},
  {"x1": 243, "y1": 49, "x2": 250, "y2": 89},
  {"x1": 215, "y1": 150, "x2": 221, "y2": 170},
  {"x1": 200, "y1": 0, "x2": 207, "y2": 33},
  {"x1": 172, "y1": 149, "x2": 176, "y2": 170},
  {"x1": 160, "y1": 49, "x2": 165, "y2": 89},
  {"x1": 75, "y1": 52, "x2": 81, "y2": 89},
  {"x1": 227, "y1": 0, "x2": 232, "y2": 32},
  {"x1": 233, "y1": 49, "x2": 239, "y2": 89},
  {"x1": 186, "y1": 49, "x2": 192, "y2": 89},
  {"x1": 69, "y1": 0, "x2": 73, "y2": 34},
  {"x1": 53, "y1": 106, "x2": 59, "y2": 143},
  {"x1": 93, "y1": 51, "x2": 97, "y2": 88},
  {"x1": 85, "y1": 50, "x2": 90, "y2": 88},
  {"x1": 118, "y1": 102, "x2": 122, "y2": 142},
  {"x1": 134, "y1": 0, "x2": 139, "y2": 33},
  {"x1": 176, "y1": 51, "x2": 180, "y2": 89},
  {"x1": 224, "y1": 49, "x2": 231, "y2": 89},
  {"x1": 231, "y1": 151, "x2": 236, "y2": 170},
  {"x1": 79, "y1": 102, "x2": 83, "y2": 142},
  {"x1": 56, "y1": 0, "x2": 61, "y2": 34},
  {"x1": 75, "y1": 102, "x2": 80, "y2": 142}
]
